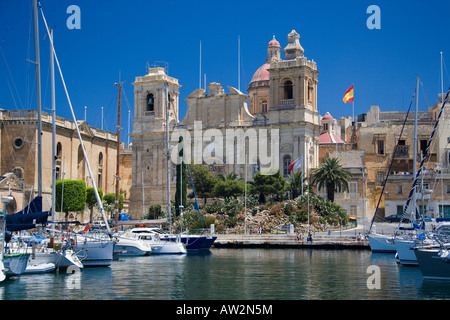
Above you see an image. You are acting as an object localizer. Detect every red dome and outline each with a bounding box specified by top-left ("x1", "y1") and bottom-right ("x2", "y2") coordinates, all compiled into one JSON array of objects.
[
  {"x1": 322, "y1": 112, "x2": 334, "y2": 120},
  {"x1": 268, "y1": 36, "x2": 280, "y2": 47},
  {"x1": 250, "y1": 63, "x2": 270, "y2": 83}
]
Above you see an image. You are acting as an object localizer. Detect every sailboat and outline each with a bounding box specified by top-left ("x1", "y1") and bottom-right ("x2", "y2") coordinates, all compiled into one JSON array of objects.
[
  {"x1": 394, "y1": 82, "x2": 450, "y2": 266},
  {"x1": 367, "y1": 85, "x2": 418, "y2": 254},
  {"x1": 0, "y1": 196, "x2": 30, "y2": 280}
]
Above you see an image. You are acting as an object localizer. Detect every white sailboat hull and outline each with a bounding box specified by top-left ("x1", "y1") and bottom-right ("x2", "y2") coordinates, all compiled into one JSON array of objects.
[
  {"x1": 31, "y1": 250, "x2": 83, "y2": 269},
  {"x1": 368, "y1": 234, "x2": 396, "y2": 253},
  {"x1": 75, "y1": 239, "x2": 115, "y2": 267},
  {"x1": 394, "y1": 239, "x2": 419, "y2": 266}
]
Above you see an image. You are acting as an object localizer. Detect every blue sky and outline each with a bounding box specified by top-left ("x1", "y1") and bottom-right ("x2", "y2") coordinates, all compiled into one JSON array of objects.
[{"x1": 0, "y1": 0, "x2": 449, "y2": 143}]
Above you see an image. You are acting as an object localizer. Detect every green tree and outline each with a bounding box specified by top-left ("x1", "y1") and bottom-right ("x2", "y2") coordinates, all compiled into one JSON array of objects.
[
  {"x1": 250, "y1": 170, "x2": 287, "y2": 203},
  {"x1": 310, "y1": 157, "x2": 351, "y2": 203},
  {"x1": 55, "y1": 180, "x2": 86, "y2": 222},
  {"x1": 189, "y1": 164, "x2": 218, "y2": 205},
  {"x1": 288, "y1": 171, "x2": 305, "y2": 199},
  {"x1": 175, "y1": 136, "x2": 187, "y2": 216},
  {"x1": 86, "y1": 187, "x2": 103, "y2": 223},
  {"x1": 103, "y1": 193, "x2": 124, "y2": 215},
  {"x1": 214, "y1": 172, "x2": 244, "y2": 199}
]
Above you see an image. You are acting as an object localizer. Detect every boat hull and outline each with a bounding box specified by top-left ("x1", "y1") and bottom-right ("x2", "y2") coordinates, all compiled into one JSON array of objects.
[
  {"x1": 394, "y1": 239, "x2": 418, "y2": 266},
  {"x1": 415, "y1": 248, "x2": 450, "y2": 280},
  {"x1": 31, "y1": 251, "x2": 83, "y2": 269},
  {"x1": 75, "y1": 240, "x2": 115, "y2": 267},
  {"x1": 149, "y1": 241, "x2": 187, "y2": 254},
  {"x1": 368, "y1": 234, "x2": 396, "y2": 253},
  {"x1": 164, "y1": 235, "x2": 217, "y2": 251},
  {"x1": 24, "y1": 262, "x2": 55, "y2": 274}
]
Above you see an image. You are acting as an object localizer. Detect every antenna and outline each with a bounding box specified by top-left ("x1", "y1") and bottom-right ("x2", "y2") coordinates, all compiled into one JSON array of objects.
[
  {"x1": 199, "y1": 40, "x2": 202, "y2": 89},
  {"x1": 238, "y1": 36, "x2": 240, "y2": 91}
]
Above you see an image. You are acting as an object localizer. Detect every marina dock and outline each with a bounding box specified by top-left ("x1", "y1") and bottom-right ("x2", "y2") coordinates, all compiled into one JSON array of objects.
[{"x1": 213, "y1": 234, "x2": 370, "y2": 249}]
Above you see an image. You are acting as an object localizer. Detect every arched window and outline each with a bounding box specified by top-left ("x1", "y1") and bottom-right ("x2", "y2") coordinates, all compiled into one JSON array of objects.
[
  {"x1": 283, "y1": 155, "x2": 292, "y2": 177},
  {"x1": 77, "y1": 145, "x2": 85, "y2": 181},
  {"x1": 261, "y1": 100, "x2": 268, "y2": 113},
  {"x1": 146, "y1": 93, "x2": 154, "y2": 112},
  {"x1": 284, "y1": 80, "x2": 293, "y2": 100},
  {"x1": 98, "y1": 152, "x2": 103, "y2": 167},
  {"x1": 56, "y1": 142, "x2": 62, "y2": 159}
]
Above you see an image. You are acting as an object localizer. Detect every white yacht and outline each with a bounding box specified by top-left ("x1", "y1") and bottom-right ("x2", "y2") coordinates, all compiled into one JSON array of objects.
[
  {"x1": 113, "y1": 230, "x2": 152, "y2": 256},
  {"x1": 125, "y1": 228, "x2": 186, "y2": 254},
  {"x1": 73, "y1": 230, "x2": 116, "y2": 267}
]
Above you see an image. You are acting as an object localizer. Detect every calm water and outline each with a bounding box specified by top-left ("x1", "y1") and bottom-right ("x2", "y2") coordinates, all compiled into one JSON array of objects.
[{"x1": 1, "y1": 248, "x2": 450, "y2": 300}]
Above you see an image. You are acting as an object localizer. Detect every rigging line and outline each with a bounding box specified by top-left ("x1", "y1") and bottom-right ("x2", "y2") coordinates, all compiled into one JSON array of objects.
[
  {"x1": 38, "y1": 2, "x2": 110, "y2": 235},
  {"x1": 369, "y1": 94, "x2": 415, "y2": 233},
  {"x1": 397, "y1": 87, "x2": 450, "y2": 234},
  {"x1": 0, "y1": 45, "x2": 24, "y2": 110}
]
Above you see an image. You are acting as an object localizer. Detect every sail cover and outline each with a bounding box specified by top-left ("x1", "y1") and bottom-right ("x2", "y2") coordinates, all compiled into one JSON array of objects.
[{"x1": 5, "y1": 196, "x2": 49, "y2": 232}]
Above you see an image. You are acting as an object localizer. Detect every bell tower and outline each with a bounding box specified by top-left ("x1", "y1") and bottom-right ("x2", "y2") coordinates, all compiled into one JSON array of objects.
[
  {"x1": 132, "y1": 66, "x2": 181, "y2": 134},
  {"x1": 129, "y1": 66, "x2": 181, "y2": 219},
  {"x1": 269, "y1": 30, "x2": 320, "y2": 124}
]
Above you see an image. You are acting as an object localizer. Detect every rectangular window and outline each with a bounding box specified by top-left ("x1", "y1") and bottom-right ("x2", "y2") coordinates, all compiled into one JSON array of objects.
[
  {"x1": 349, "y1": 182, "x2": 357, "y2": 194},
  {"x1": 349, "y1": 206, "x2": 357, "y2": 217},
  {"x1": 377, "y1": 171, "x2": 385, "y2": 184},
  {"x1": 397, "y1": 205, "x2": 404, "y2": 215},
  {"x1": 447, "y1": 185, "x2": 450, "y2": 194},
  {"x1": 377, "y1": 140, "x2": 384, "y2": 155},
  {"x1": 397, "y1": 185, "x2": 402, "y2": 194}
]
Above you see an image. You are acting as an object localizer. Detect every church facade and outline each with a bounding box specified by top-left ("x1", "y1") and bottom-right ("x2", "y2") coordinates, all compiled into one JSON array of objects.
[{"x1": 128, "y1": 30, "x2": 322, "y2": 218}]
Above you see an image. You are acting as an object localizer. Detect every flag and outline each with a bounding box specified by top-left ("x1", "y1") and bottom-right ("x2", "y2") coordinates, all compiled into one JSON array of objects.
[
  {"x1": 288, "y1": 156, "x2": 303, "y2": 173},
  {"x1": 343, "y1": 85, "x2": 354, "y2": 103}
]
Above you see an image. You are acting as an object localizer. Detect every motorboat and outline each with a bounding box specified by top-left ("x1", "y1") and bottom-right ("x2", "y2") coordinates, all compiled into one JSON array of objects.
[
  {"x1": 125, "y1": 228, "x2": 187, "y2": 254},
  {"x1": 113, "y1": 231, "x2": 152, "y2": 256}
]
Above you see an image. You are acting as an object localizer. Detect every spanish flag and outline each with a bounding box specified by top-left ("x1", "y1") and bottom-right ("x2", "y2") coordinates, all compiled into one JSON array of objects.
[{"x1": 343, "y1": 85, "x2": 354, "y2": 103}]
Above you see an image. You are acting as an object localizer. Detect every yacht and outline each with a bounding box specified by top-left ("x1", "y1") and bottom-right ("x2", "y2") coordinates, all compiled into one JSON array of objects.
[
  {"x1": 113, "y1": 230, "x2": 152, "y2": 256},
  {"x1": 73, "y1": 230, "x2": 116, "y2": 267},
  {"x1": 125, "y1": 228, "x2": 187, "y2": 254}
]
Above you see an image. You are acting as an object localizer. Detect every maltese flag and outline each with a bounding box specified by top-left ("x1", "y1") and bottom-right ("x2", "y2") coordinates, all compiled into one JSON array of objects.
[{"x1": 288, "y1": 156, "x2": 303, "y2": 173}]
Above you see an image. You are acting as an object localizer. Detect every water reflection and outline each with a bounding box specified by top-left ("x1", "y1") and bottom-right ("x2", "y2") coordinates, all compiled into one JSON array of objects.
[{"x1": 1, "y1": 249, "x2": 450, "y2": 300}]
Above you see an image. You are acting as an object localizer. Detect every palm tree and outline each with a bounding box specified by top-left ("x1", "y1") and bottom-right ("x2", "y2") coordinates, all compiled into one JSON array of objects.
[
  {"x1": 288, "y1": 171, "x2": 306, "y2": 199},
  {"x1": 310, "y1": 157, "x2": 351, "y2": 202}
]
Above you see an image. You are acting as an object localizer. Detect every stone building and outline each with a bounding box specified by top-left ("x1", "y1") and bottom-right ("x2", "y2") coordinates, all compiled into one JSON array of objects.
[
  {"x1": 129, "y1": 30, "x2": 322, "y2": 218},
  {"x1": 355, "y1": 101, "x2": 450, "y2": 219},
  {"x1": 0, "y1": 109, "x2": 118, "y2": 220}
]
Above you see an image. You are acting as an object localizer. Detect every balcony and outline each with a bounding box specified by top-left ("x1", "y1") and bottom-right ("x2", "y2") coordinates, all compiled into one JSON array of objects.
[
  {"x1": 394, "y1": 145, "x2": 409, "y2": 158},
  {"x1": 281, "y1": 99, "x2": 294, "y2": 106}
]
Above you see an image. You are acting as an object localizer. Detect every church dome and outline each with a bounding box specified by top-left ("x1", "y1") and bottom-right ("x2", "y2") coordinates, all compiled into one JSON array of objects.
[
  {"x1": 250, "y1": 63, "x2": 270, "y2": 83},
  {"x1": 322, "y1": 112, "x2": 334, "y2": 120},
  {"x1": 268, "y1": 35, "x2": 280, "y2": 48}
]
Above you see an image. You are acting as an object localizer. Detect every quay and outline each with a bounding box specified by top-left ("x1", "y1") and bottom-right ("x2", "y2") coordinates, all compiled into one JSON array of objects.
[{"x1": 213, "y1": 234, "x2": 370, "y2": 249}]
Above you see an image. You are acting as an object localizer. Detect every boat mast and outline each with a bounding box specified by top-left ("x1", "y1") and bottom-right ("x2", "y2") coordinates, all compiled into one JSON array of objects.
[
  {"x1": 50, "y1": 28, "x2": 56, "y2": 224},
  {"x1": 114, "y1": 82, "x2": 122, "y2": 232},
  {"x1": 412, "y1": 77, "x2": 419, "y2": 221},
  {"x1": 165, "y1": 82, "x2": 172, "y2": 233},
  {"x1": 32, "y1": 0, "x2": 42, "y2": 197}
]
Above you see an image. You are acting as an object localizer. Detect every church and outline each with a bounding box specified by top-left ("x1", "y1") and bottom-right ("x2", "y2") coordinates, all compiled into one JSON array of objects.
[{"x1": 128, "y1": 30, "x2": 322, "y2": 218}]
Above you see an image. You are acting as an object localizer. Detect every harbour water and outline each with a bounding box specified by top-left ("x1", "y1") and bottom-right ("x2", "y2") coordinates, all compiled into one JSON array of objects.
[{"x1": 1, "y1": 248, "x2": 450, "y2": 300}]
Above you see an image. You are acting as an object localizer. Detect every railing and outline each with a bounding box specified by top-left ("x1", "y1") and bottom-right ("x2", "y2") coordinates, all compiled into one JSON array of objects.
[
  {"x1": 394, "y1": 145, "x2": 409, "y2": 158},
  {"x1": 281, "y1": 99, "x2": 294, "y2": 106}
]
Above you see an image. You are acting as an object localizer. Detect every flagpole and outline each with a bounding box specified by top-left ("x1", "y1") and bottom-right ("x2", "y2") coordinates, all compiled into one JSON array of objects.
[{"x1": 352, "y1": 83, "x2": 355, "y2": 123}]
